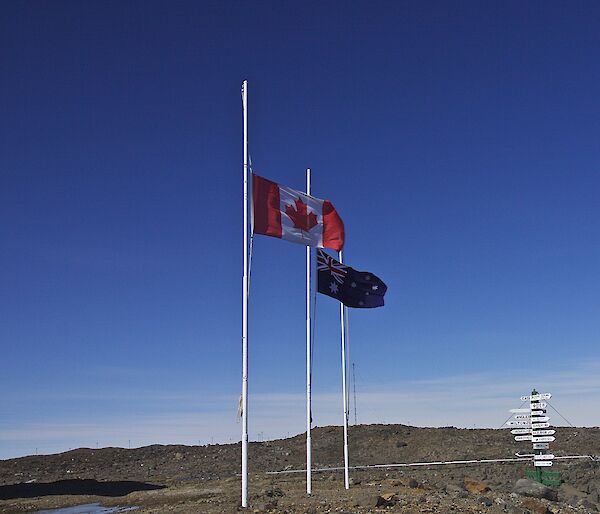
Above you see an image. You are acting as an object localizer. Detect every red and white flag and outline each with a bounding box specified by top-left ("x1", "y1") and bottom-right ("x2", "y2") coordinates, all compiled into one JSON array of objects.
[{"x1": 252, "y1": 174, "x2": 345, "y2": 251}]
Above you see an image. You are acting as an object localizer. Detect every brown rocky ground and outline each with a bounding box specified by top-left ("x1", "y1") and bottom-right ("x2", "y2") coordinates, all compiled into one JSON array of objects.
[{"x1": 0, "y1": 424, "x2": 599, "y2": 513}]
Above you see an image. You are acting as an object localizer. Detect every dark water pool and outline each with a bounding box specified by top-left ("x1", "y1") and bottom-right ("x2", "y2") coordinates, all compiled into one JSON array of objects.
[{"x1": 35, "y1": 504, "x2": 138, "y2": 514}]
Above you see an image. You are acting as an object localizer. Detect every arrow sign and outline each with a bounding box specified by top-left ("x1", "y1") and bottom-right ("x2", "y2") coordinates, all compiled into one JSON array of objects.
[
  {"x1": 532, "y1": 429, "x2": 555, "y2": 436},
  {"x1": 533, "y1": 443, "x2": 550, "y2": 449},
  {"x1": 534, "y1": 461, "x2": 553, "y2": 467},
  {"x1": 515, "y1": 414, "x2": 530, "y2": 419},
  {"x1": 532, "y1": 436, "x2": 555, "y2": 443},
  {"x1": 531, "y1": 410, "x2": 545, "y2": 416},
  {"x1": 521, "y1": 393, "x2": 551, "y2": 402},
  {"x1": 530, "y1": 402, "x2": 547, "y2": 409},
  {"x1": 515, "y1": 435, "x2": 533, "y2": 441},
  {"x1": 511, "y1": 428, "x2": 531, "y2": 435},
  {"x1": 531, "y1": 422, "x2": 550, "y2": 429},
  {"x1": 510, "y1": 408, "x2": 531, "y2": 413},
  {"x1": 507, "y1": 420, "x2": 530, "y2": 426},
  {"x1": 534, "y1": 454, "x2": 555, "y2": 460},
  {"x1": 530, "y1": 416, "x2": 549, "y2": 422}
]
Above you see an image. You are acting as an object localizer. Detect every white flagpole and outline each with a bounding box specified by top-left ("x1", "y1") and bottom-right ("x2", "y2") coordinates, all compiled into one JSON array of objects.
[
  {"x1": 338, "y1": 250, "x2": 350, "y2": 489},
  {"x1": 306, "y1": 168, "x2": 312, "y2": 496},
  {"x1": 241, "y1": 79, "x2": 249, "y2": 508}
]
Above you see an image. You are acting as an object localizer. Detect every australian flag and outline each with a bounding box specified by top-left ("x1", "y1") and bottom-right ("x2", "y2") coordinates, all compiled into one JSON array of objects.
[{"x1": 316, "y1": 249, "x2": 387, "y2": 308}]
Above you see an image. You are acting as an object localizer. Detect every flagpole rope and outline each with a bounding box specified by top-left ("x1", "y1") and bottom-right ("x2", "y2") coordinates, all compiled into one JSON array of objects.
[
  {"x1": 546, "y1": 401, "x2": 576, "y2": 428},
  {"x1": 498, "y1": 400, "x2": 526, "y2": 429},
  {"x1": 247, "y1": 162, "x2": 254, "y2": 297},
  {"x1": 345, "y1": 307, "x2": 350, "y2": 419},
  {"x1": 310, "y1": 288, "x2": 317, "y2": 384}
]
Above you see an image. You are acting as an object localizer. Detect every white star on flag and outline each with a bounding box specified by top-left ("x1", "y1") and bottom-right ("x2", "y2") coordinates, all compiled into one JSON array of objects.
[{"x1": 329, "y1": 282, "x2": 339, "y2": 294}]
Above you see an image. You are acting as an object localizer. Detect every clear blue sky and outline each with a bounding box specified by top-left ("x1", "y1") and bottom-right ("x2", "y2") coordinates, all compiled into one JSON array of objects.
[{"x1": 1, "y1": 1, "x2": 599, "y2": 458}]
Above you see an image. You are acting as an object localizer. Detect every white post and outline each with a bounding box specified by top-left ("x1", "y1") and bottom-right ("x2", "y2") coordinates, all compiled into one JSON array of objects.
[
  {"x1": 241, "y1": 80, "x2": 249, "y2": 508},
  {"x1": 306, "y1": 168, "x2": 312, "y2": 496},
  {"x1": 338, "y1": 251, "x2": 350, "y2": 489}
]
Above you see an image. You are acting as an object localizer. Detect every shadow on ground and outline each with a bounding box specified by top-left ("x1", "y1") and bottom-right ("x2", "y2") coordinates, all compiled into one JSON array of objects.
[{"x1": 0, "y1": 479, "x2": 165, "y2": 500}]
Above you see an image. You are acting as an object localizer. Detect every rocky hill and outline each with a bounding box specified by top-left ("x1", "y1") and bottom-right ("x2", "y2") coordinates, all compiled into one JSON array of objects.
[{"x1": 0, "y1": 424, "x2": 599, "y2": 513}]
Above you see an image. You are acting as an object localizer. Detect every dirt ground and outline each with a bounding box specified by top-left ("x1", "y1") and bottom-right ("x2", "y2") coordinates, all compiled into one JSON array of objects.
[{"x1": 1, "y1": 424, "x2": 599, "y2": 513}]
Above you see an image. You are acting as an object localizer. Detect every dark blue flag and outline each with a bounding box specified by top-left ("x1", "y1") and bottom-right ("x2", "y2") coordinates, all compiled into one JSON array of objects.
[{"x1": 316, "y1": 249, "x2": 387, "y2": 308}]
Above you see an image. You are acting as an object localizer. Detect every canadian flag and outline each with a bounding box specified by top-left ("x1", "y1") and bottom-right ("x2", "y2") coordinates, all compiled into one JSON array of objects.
[{"x1": 252, "y1": 174, "x2": 345, "y2": 251}]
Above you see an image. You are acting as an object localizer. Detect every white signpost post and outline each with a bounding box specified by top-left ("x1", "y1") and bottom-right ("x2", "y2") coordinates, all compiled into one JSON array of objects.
[{"x1": 509, "y1": 390, "x2": 559, "y2": 485}]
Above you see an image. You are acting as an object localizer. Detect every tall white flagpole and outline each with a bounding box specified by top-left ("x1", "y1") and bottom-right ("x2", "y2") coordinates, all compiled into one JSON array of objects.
[
  {"x1": 338, "y1": 250, "x2": 350, "y2": 489},
  {"x1": 306, "y1": 168, "x2": 312, "y2": 495},
  {"x1": 241, "y1": 79, "x2": 249, "y2": 508}
]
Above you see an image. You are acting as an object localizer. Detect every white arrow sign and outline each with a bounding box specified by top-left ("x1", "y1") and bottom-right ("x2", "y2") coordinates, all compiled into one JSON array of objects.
[
  {"x1": 507, "y1": 420, "x2": 531, "y2": 426},
  {"x1": 511, "y1": 428, "x2": 531, "y2": 435},
  {"x1": 530, "y1": 416, "x2": 549, "y2": 422},
  {"x1": 533, "y1": 443, "x2": 550, "y2": 449},
  {"x1": 532, "y1": 429, "x2": 555, "y2": 436},
  {"x1": 515, "y1": 414, "x2": 530, "y2": 419},
  {"x1": 510, "y1": 408, "x2": 531, "y2": 413},
  {"x1": 534, "y1": 454, "x2": 555, "y2": 460},
  {"x1": 531, "y1": 410, "x2": 545, "y2": 416},
  {"x1": 521, "y1": 393, "x2": 551, "y2": 402},
  {"x1": 515, "y1": 435, "x2": 533, "y2": 441},
  {"x1": 530, "y1": 402, "x2": 547, "y2": 409},
  {"x1": 531, "y1": 422, "x2": 550, "y2": 429},
  {"x1": 532, "y1": 436, "x2": 555, "y2": 442},
  {"x1": 534, "y1": 461, "x2": 553, "y2": 467}
]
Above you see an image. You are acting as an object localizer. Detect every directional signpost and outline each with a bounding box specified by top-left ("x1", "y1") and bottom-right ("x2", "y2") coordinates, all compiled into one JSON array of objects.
[
  {"x1": 515, "y1": 435, "x2": 533, "y2": 441},
  {"x1": 509, "y1": 389, "x2": 560, "y2": 486},
  {"x1": 533, "y1": 430, "x2": 555, "y2": 436},
  {"x1": 532, "y1": 436, "x2": 555, "y2": 442},
  {"x1": 531, "y1": 422, "x2": 550, "y2": 429}
]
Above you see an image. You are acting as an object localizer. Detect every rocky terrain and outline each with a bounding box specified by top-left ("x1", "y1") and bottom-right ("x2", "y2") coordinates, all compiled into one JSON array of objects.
[{"x1": 0, "y1": 424, "x2": 599, "y2": 513}]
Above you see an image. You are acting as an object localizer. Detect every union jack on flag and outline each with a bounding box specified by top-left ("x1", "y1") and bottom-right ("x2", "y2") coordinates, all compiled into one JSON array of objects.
[{"x1": 317, "y1": 249, "x2": 347, "y2": 284}]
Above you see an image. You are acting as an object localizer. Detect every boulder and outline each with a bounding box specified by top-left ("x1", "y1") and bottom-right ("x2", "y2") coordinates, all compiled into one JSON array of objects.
[
  {"x1": 520, "y1": 497, "x2": 553, "y2": 514},
  {"x1": 445, "y1": 483, "x2": 468, "y2": 498},
  {"x1": 580, "y1": 498, "x2": 599, "y2": 511},
  {"x1": 380, "y1": 492, "x2": 397, "y2": 501},
  {"x1": 513, "y1": 479, "x2": 558, "y2": 501},
  {"x1": 355, "y1": 495, "x2": 395, "y2": 508},
  {"x1": 479, "y1": 495, "x2": 493, "y2": 507},
  {"x1": 464, "y1": 477, "x2": 491, "y2": 494},
  {"x1": 263, "y1": 487, "x2": 284, "y2": 498},
  {"x1": 375, "y1": 494, "x2": 395, "y2": 507}
]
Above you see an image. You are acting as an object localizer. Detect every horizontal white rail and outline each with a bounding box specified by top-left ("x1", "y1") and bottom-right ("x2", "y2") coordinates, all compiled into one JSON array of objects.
[{"x1": 266, "y1": 454, "x2": 598, "y2": 475}]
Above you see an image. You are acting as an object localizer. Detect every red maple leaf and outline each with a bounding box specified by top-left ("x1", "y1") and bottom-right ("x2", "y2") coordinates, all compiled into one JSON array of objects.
[{"x1": 285, "y1": 198, "x2": 318, "y2": 232}]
